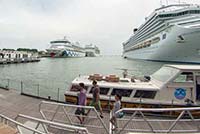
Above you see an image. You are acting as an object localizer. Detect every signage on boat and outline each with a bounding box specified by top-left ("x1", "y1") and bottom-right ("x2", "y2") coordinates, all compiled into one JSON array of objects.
[{"x1": 174, "y1": 88, "x2": 186, "y2": 100}]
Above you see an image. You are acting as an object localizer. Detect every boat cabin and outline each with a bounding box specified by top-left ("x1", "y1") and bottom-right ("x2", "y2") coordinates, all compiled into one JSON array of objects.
[{"x1": 65, "y1": 65, "x2": 200, "y2": 109}]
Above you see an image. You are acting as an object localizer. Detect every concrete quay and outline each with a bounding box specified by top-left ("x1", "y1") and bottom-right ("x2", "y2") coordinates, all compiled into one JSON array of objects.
[{"x1": 0, "y1": 58, "x2": 40, "y2": 64}]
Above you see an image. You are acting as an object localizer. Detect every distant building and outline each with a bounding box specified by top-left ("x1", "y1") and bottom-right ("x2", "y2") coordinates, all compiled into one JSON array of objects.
[{"x1": 0, "y1": 50, "x2": 38, "y2": 59}]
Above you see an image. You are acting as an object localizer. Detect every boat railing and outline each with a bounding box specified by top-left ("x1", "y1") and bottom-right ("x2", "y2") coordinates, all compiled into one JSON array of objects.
[
  {"x1": 110, "y1": 107, "x2": 200, "y2": 134},
  {"x1": 15, "y1": 114, "x2": 89, "y2": 134},
  {"x1": 0, "y1": 113, "x2": 45, "y2": 134},
  {"x1": 39, "y1": 101, "x2": 109, "y2": 134}
]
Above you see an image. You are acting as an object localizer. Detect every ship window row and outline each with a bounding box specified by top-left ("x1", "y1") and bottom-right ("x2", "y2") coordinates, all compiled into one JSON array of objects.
[
  {"x1": 137, "y1": 13, "x2": 157, "y2": 31},
  {"x1": 125, "y1": 14, "x2": 160, "y2": 47},
  {"x1": 135, "y1": 14, "x2": 158, "y2": 36},
  {"x1": 158, "y1": 10, "x2": 200, "y2": 18},
  {"x1": 133, "y1": 22, "x2": 164, "y2": 45},
  {"x1": 131, "y1": 24, "x2": 165, "y2": 46},
  {"x1": 70, "y1": 84, "x2": 157, "y2": 99},
  {"x1": 130, "y1": 22, "x2": 165, "y2": 45},
  {"x1": 124, "y1": 37, "x2": 160, "y2": 52},
  {"x1": 131, "y1": 21, "x2": 162, "y2": 42},
  {"x1": 124, "y1": 15, "x2": 162, "y2": 47},
  {"x1": 137, "y1": 24, "x2": 165, "y2": 44},
  {"x1": 134, "y1": 90, "x2": 157, "y2": 99}
]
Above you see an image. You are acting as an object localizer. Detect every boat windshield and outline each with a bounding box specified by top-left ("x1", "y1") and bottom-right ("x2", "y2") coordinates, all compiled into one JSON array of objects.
[{"x1": 151, "y1": 66, "x2": 179, "y2": 83}]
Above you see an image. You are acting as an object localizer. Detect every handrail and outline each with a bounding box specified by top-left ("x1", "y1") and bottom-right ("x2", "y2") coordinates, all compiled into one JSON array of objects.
[
  {"x1": 39, "y1": 101, "x2": 109, "y2": 134},
  {"x1": 39, "y1": 101, "x2": 95, "y2": 110},
  {"x1": 112, "y1": 107, "x2": 200, "y2": 134},
  {"x1": 116, "y1": 106, "x2": 200, "y2": 113},
  {"x1": 0, "y1": 114, "x2": 45, "y2": 134},
  {"x1": 16, "y1": 114, "x2": 89, "y2": 133}
]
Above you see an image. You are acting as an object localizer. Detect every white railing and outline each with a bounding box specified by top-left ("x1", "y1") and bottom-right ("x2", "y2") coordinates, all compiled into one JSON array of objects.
[
  {"x1": 111, "y1": 107, "x2": 200, "y2": 134},
  {"x1": 15, "y1": 114, "x2": 89, "y2": 134},
  {"x1": 0, "y1": 114, "x2": 45, "y2": 134},
  {"x1": 39, "y1": 101, "x2": 109, "y2": 134}
]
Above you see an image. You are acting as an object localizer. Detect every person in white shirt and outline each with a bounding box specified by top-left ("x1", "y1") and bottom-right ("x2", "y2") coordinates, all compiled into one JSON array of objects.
[{"x1": 110, "y1": 93, "x2": 122, "y2": 131}]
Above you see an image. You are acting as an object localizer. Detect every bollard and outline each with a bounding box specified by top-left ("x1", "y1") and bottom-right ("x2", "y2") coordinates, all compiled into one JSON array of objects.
[
  {"x1": 21, "y1": 81, "x2": 23, "y2": 94},
  {"x1": 57, "y1": 88, "x2": 60, "y2": 101},
  {"x1": 37, "y1": 84, "x2": 40, "y2": 97},
  {"x1": 7, "y1": 79, "x2": 10, "y2": 89}
]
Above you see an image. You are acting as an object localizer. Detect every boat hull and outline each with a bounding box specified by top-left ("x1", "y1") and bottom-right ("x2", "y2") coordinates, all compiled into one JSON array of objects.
[{"x1": 47, "y1": 50, "x2": 85, "y2": 58}]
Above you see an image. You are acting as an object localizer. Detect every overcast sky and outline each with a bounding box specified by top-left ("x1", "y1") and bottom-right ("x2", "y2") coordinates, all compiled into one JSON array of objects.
[{"x1": 0, "y1": 0, "x2": 200, "y2": 55}]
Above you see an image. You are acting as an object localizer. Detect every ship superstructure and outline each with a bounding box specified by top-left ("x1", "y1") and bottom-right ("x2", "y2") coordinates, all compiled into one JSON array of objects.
[
  {"x1": 46, "y1": 37, "x2": 85, "y2": 58},
  {"x1": 123, "y1": 4, "x2": 200, "y2": 63},
  {"x1": 85, "y1": 44, "x2": 100, "y2": 57}
]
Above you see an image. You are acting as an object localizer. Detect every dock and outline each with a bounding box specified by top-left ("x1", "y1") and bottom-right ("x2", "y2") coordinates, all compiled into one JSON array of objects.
[
  {"x1": 0, "y1": 58, "x2": 40, "y2": 64},
  {"x1": 0, "y1": 88, "x2": 200, "y2": 133}
]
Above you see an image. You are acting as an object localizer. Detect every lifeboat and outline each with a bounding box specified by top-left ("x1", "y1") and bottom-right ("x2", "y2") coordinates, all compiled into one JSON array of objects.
[
  {"x1": 105, "y1": 75, "x2": 120, "y2": 82},
  {"x1": 88, "y1": 74, "x2": 103, "y2": 81}
]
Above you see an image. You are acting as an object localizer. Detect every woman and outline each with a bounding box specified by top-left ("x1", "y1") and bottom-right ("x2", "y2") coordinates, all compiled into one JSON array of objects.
[{"x1": 75, "y1": 83, "x2": 87, "y2": 124}]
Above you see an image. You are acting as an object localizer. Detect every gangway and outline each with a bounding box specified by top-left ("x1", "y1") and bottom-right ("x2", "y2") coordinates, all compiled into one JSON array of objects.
[
  {"x1": 15, "y1": 114, "x2": 89, "y2": 134},
  {"x1": 0, "y1": 114, "x2": 45, "y2": 134},
  {"x1": 39, "y1": 101, "x2": 109, "y2": 134},
  {"x1": 111, "y1": 107, "x2": 200, "y2": 134}
]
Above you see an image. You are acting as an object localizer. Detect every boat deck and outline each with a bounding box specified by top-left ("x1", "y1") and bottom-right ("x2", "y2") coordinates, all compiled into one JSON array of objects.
[{"x1": 0, "y1": 88, "x2": 200, "y2": 134}]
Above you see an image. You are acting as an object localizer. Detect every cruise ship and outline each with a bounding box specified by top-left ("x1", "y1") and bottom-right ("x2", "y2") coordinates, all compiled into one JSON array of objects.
[
  {"x1": 85, "y1": 44, "x2": 100, "y2": 57},
  {"x1": 123, "y1": 4, "x2": 200, "y2": 63},
  {"x1": 46, "y1": 37, "x2": 85, "y2": 58}
]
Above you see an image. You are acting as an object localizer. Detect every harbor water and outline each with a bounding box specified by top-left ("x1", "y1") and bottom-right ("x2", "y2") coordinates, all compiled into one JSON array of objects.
[{"x1": 0, "y1": 56, "x2": 175, "y2": 101}]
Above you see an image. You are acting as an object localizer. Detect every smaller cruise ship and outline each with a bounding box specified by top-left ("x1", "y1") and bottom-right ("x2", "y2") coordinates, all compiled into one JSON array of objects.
[
  {"x1": 85, "y1": 44, "x2": 100, "y2": 57},
  {"x1": 46, "y1": 37, "x2": 85, "y2": 58}
]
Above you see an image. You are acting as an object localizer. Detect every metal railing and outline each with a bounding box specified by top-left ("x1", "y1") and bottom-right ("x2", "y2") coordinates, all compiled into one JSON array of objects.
[
  {"x1": 15, "y1": 114, "x2": 89, "y2": 134},
  {"x1": 111, "y1": 107, "x2": 200, "y2": 134},
  {"x1": 0, "y1": 77, "x2": 67, "y2": 102},
  {"x1": 0, "y1": 114, "x2": 45, "y2": 134},
  {"x1": 39, "y1": 101, "x2": 109, "y2": 134}
]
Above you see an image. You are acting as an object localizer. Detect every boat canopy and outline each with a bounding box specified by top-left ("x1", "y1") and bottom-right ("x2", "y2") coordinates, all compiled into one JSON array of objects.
[{"x1": 151, "y1": 66, "x2": 180, "y2": 83}]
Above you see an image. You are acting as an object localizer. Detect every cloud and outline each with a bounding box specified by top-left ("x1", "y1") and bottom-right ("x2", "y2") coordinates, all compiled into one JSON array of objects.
[{"x1": 0, "y1": 0, "x2": 199, "y2": 54}]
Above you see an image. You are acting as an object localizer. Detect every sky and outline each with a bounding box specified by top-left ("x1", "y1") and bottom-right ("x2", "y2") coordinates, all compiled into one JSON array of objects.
[{"x1": 0, "y1": 0, "x2": 200, "y2": 55}]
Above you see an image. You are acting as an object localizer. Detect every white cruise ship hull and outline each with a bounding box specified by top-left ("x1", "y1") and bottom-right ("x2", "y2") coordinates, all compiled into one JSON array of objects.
[
  {"x1": 123, "y1": 25, "x2": 200, "y2": 63},
  {"x1": 47, "y1": 49, "x2": 85, "y2": 58}
]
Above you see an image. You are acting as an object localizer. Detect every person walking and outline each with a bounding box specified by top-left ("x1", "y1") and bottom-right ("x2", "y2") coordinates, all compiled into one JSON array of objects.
[
  {"x1": 75, "y1": 83, "x2": 87, "y2": 124},
  {"x1": 110, "y1": 93, "x2": 122, "y2": 131},
  {"x1": 86, "y1": 80, "x2": 103, "y2": 118}
]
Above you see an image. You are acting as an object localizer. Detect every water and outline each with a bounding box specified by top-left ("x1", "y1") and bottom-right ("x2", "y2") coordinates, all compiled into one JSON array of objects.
[{"x1": 0, "y1": 56, "x2": 166, "y2": 101}]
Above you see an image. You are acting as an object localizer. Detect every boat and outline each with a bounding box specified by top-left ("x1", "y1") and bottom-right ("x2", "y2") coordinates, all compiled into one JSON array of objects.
[
  {"x1": 46, "y1": 37, "x2": 85, "y2": 58},
  {"x1": 65, "y1": 64, "x2": 200, "y2": 113},
  {"x1": 85, "y1": 44, "x2": 100, "y2": 57},
  {"x1": 123, "y1": 4, "x2": 200, "y2": 63}
]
